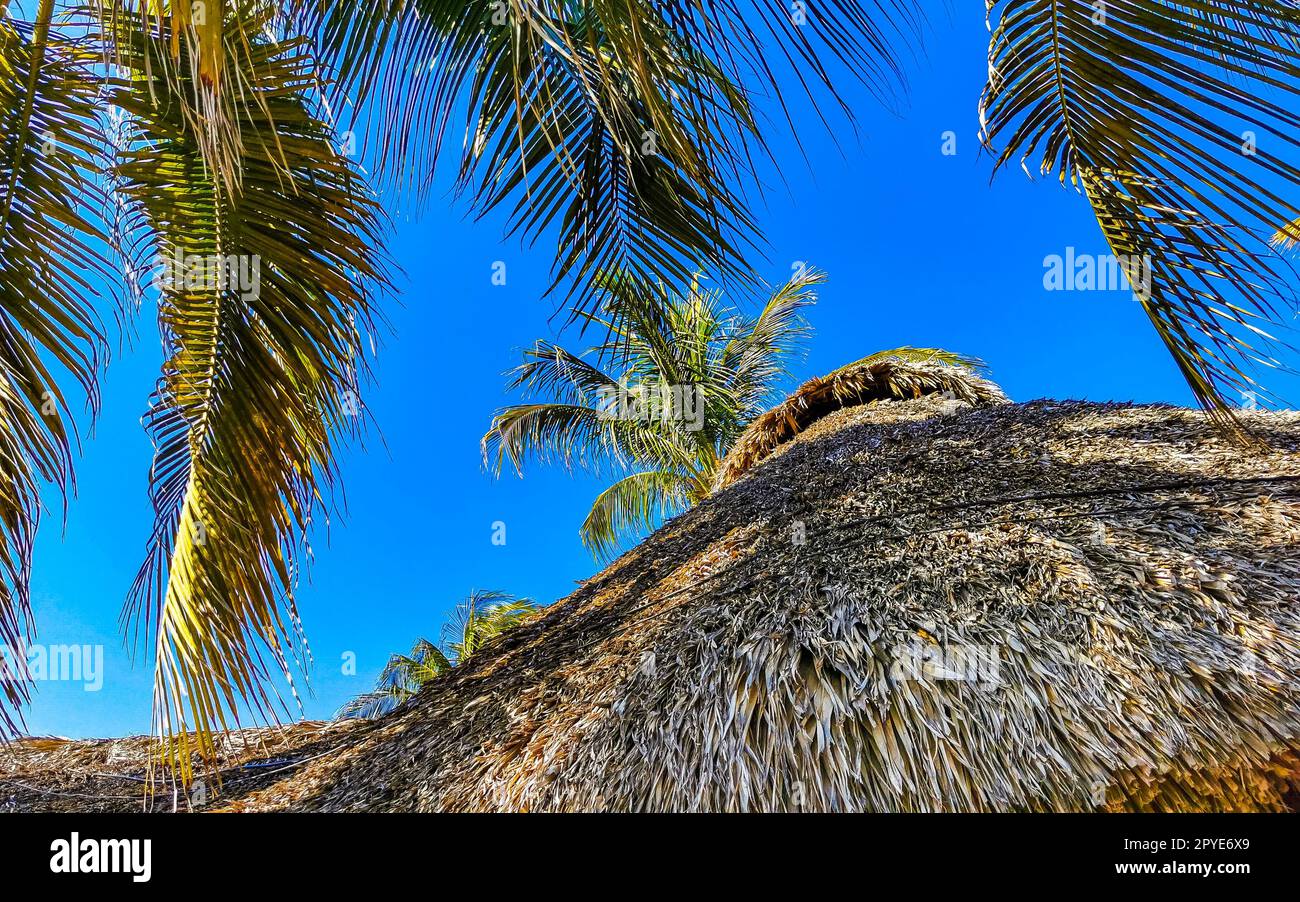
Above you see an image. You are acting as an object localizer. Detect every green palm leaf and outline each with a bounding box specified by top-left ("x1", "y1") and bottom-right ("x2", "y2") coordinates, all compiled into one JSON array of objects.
[
  {"x1": 292, "y1": 1, "x2": 922, "y2": 319},
  {"x1": 443, "y1": 590, "x2": 539, "y2": 662},
  {"x1": 109, "y1": 11, "x2": 393, "y2": 782},
  {"x1": 0, "y1": 0, "x2": 110, "y2": 734},
  {"x1": 482, "y1": 338, "x2": 702, "y2": 478},
  {"x1": 580, "y1": 469, "x2": 694, "y2": 559},
  {"x1": 718, "y1": 267, "x2": 824, "y2": 420},
  {"x1": 336, "y1": 638, "x2": 453, "y2": 719},
  {"x1": 981, "y1": 0, "x2": 1300, "y2": 430},
  {"x1": 339, "y1": 591, "x2": 538, "y2": 720},
  {"x1": 96, "y1": 0, "x2": 274, "y2": 199},
  {"x1": 484, "y1": 402, "x2": 682, "y2": 478}
]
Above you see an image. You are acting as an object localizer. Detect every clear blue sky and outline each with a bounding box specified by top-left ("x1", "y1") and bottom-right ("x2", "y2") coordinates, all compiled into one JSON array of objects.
[{"x1": 22, "y1": 7, "x2": 1300, "y2": 737}]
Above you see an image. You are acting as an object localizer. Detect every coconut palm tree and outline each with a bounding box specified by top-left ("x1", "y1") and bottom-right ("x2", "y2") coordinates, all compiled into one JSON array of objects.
[
  {"x1": 337, "y1": 591, "x2": 539, "y2": 720},
  {"x1": 483, "y1": 268, "x2": 981, "y2": 556},
  {"x1": 3, "y1": 0, "x2": 1300, "y2": 780}
]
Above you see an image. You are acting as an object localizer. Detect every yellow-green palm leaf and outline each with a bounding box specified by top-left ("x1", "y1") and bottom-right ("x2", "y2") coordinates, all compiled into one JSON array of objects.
[
  {"x1": 580, "y1": 469, "x2": 695, "y2": 559},
  {"x1": 0, "y1": 0, "x2": 110, "y2": 734},
  {"x1": 98, "y1": 0, "x2": 266, "y2": 199},
  {"x1": 110, "y1": 10, "x2": 393, "y2": 782}
]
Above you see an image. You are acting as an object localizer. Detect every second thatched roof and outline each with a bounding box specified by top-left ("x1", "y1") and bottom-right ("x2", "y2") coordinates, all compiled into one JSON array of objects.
[{"x1": 714, "y1": 355, "x2": 1008, "y2": 491}]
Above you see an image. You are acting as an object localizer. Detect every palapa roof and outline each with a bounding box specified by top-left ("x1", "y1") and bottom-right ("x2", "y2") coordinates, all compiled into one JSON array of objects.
[
  {"x1": 714, "y1": 357, "x2": 1008, "y2": 491},
  {"x1": 6, "y1": 361, "x2": 1300, "y2": 812},
  {"x1": 0, "y1": 721, "x2": 358, "y2": 812}
]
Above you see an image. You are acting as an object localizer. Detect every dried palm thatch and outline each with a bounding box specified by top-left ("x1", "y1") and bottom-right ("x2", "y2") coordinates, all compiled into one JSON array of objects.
[
  {"x1": 0, "y1": 721, "x2": 360, "y2": 813},
  {"x1": 7, "y1": 373, "x2": 1300, "y2": 812},
  {"x1": 714, "y1": 357, "x2": 1008, "y2": 491}
]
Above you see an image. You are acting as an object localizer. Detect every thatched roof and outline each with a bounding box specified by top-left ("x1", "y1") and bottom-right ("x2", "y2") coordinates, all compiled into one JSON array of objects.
[
  {"x1": 0, "y1": 722, "x2": 359, "y2": 812},
  {"x1": 714, "y1": 358, "x2": 1008, "y2": 491},
  {"x1": 7, "y1": 372, "x2": 1300, "y2": 812}
]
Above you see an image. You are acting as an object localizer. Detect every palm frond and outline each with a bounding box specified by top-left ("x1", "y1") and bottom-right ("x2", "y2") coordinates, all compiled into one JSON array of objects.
[
  {"x1": 0, "y1": 2, "x2": 110, "y2": 734},
  {"x1": 300, "y1": 1, "x2": 925, "y2": 127},
  {"x1": 292, "y1": 1, "x2": 925, "y2": 320},
  {"x1": 443, "y1": 591, "x2": 539, "y2": 662},
  {"x1": 339, "y1": 592, "x2": 537, "y2": 720},
  {"x1": 336, "y1": 637, "x2": 452, "y2": 719},
  {"x1": 110, "y1": 14, "x2": 393, "y2": 783},
  {"x1": 589, "y1": 272, "x2": 689, "y2": 387},
  {"x1": 97, "y1": 0, "x2": 272, "y2": 199},
  {"x1": 504, "y1": 341, "x2": 622, "y2": 407},
  {"x1": 849, "y1": 347, "x2": 985, "y2": 371},
  {"x1": 483, "y1": 397, "x2": 698, "y2": 479},
  {"x1": 1274, "y1": 218, "x2": 1300, "y2": 249},
  {"x1": 580, "y1": 469, "x2": 693, "y2": 559},
  {"x1": 981, "y1": 0, "x2": 1300, "y2": 430},
  {"x1": 335, "y1": 689, "x2": 403, "y2": 720},
  {"x1": 292, "y1": 0, "x2": 756, "y2": 320},
  {"x1": 718, "y1": 267, "x2": 824, "y2": 419}
]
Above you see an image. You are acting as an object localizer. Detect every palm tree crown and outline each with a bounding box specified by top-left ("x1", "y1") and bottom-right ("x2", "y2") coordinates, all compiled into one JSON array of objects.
[
  {"x1": 338, "y1": 591, "x2": 539, "y2": 720},
  {"x1": 484, "y1": 268, "x2": 982, "y2": 557},
  {"x1": 483, "y1": 269, "x2": 820, "y2": 556}
]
